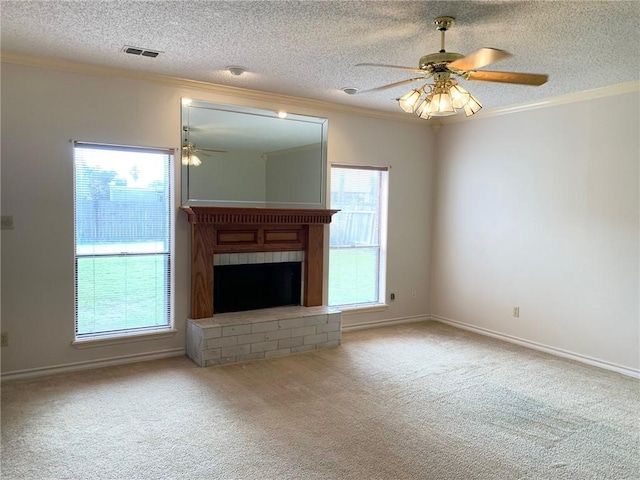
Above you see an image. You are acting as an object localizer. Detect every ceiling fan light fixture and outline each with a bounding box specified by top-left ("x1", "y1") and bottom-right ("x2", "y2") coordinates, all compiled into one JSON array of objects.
[
  {"x1": 182, "y1": 153, "x2": 202, "y2": 167},
  {"x1": 398, "y1": 89, "x2": 422, "y2": 113},
  {"x1": 463, "y1": 94, "x2": 482, "y2": 117},
  {"x1": 182, "y1": 144, "x2": 202, "y2": 167},
  {"x1": 396, "y1": 80, "x2": 479, "y2": 119}
]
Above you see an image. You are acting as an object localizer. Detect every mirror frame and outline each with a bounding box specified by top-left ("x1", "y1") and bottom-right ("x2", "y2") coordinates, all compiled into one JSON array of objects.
[{"x1": 181, "y1": 99, "x2": 328, "y2": 209}]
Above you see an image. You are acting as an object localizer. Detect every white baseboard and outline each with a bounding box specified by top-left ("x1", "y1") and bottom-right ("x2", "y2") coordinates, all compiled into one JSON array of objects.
[
  {"x1": 431, "y1": 315, "x2": 640, "y2": 379},
  {"x1": 5, "y1": 316, "x2": 637, "y2": 380},
  {"x1": 342, "y1": 314, "x2": 429, "y2": 332},
  {"x1": 1, "y1": 348, "x2": 186, "y2": 381}
]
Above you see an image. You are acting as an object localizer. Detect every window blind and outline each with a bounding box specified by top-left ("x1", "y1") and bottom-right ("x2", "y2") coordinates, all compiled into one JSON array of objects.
[{"x1": 73, "y1": 142, "x2": 173, "y2": 337}]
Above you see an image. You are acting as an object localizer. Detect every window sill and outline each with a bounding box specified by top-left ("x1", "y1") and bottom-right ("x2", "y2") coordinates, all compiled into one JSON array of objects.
[
  {"x1": 336, "y1": 304, "x2": 388, "y2": 315},
  {"x1": 72, "y1": 328, "x2": 178, "y2": 349}
]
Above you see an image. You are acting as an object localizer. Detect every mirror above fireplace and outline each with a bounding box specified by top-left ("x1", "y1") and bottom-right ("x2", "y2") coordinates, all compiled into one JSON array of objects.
[{"x1": 181, "y1": 99, "x2": 328, "y2": 208}]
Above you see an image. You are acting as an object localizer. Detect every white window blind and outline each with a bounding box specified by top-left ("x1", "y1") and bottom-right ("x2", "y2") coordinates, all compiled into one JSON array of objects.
[
  {"x1": 329, "y1": 164, "x2": 388, "y2": 307},
  {"x1": 74, "y1": 143, "x2": 173, "y2": 337}
]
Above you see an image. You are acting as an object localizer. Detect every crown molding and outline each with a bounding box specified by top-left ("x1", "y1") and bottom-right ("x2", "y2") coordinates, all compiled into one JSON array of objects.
[
  {"x1": 3, "y1": 51, "x2": 637, "y2": 127},
  {"x1": 0, "y1": 50, "x2": 420, "y2": 124},
  {"x1": 438, "y1": 80, "x2": 640, "y2": 125}
]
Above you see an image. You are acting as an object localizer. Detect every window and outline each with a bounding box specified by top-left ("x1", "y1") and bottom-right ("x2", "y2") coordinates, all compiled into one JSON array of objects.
[
  {"x1": 329, "y1": 164, "x2": 388, "y2": 307},
  {"x1": 74, "y1": 143, "x2": 173, "y2": 338}
]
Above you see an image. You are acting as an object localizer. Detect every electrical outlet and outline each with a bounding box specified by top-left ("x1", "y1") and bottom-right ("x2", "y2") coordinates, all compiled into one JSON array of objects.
[
  {"x1": 1, "y1": 215, "x2": 14, "y2": 230},
  {"x1": 513, "y1": 307, "x2": 520, "y2": 318},
  {"x1": 1, "y1": 333, "x2": 8, "y2": 347},
  {"x1": 411, "y1": 290, "x2": 416, "y2": 299}
]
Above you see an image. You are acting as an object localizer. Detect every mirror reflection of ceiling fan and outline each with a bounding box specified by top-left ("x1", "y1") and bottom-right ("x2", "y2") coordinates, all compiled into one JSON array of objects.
[
  {"x1": 181, "y1": 143, "x2": 228, "y2": 166},
  {"x1": 346, "y1": 16, "x2": 549, "y2": 119},
  {"x1": 181, "y1": 126, "x2": 228, "y2": 166}
]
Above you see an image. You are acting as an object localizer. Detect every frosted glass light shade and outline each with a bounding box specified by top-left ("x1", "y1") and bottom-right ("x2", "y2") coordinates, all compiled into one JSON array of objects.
[
  {"x1": 416, "y1": 95, "x2": 434, "y2": 119},
  {"x1": 182, "y1": 153, "x2": 202, "y2": 166},
  {"x1": 427, "y1": 92, "x2": 456, "y2": 116},
  {"x1": 398, "y1": 89, "x2": 422, "y2": 113},
  {"x1": 463, "y1": 94, "x2": 482, "y2": 117},
  {"x1": 418, "y1": 107, "x2": 432, "y2": 120},
  {"x1": 414, "y1": 98, "x2": 428, "y2": 118},
  {"x1": 449, "y1": 84, "x2": 471, "y2": 109}
]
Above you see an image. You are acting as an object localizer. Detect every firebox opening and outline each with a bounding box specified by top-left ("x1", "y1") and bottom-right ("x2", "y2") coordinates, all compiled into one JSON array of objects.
[{"x1": 214, "y1": 261, "x2": 302, "y2": 314}]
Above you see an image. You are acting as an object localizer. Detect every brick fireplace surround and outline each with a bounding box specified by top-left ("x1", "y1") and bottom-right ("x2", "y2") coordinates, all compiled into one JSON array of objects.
[{"x1": 181, "y1": 206, "x2": 342, "y2": 366}]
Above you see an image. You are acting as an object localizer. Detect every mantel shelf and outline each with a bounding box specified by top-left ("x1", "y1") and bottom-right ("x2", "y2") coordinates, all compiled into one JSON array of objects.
[{"x1": 180, "y1": 206, "x2": 339, "y2": 226}]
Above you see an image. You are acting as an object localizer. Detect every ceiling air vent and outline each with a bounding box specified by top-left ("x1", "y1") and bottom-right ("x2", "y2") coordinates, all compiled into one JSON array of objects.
[{"x1": 122, "y1": 45, "x2": 162, "y2": 58}]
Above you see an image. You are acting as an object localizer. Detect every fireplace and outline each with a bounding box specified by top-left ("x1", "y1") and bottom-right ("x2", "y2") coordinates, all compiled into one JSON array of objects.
[
  {"x1": 182, "y1": 207, "x2": 341, "y2": 367},
  {"x1": 181, "y1": 206, "x2": 338, "y2": 319},
  {"x1": 214, "y1": 261, "x2": 302, "y2": 314}
]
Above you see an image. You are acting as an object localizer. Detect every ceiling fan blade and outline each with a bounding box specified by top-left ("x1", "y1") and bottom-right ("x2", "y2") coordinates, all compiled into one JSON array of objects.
[
  {"x1": 183, "y1": 144, "x2": 228, "y2": 157},
  {"x1": 466, "y1": 70, "x2": 548, "y2": 86},
  {"x1": 448, "y1": 48, "x2": 511, "y2": 71},
  {"x1": 356, "y1": 77, "x2": 429, "y2": 94},
  {"x1": 197, "y1": 150, "x2": 226, "y2": 158},
  {"x1": 194, "y1": 147, "x2": 228, "y2": 153},
  {"x1": 356, "y1": 63, "x2": 425, "y2": 74}
]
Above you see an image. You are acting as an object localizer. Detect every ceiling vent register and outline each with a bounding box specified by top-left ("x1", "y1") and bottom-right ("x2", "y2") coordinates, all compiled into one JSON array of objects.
[{"x1": 122, "y1": 45, "x2": 162, "y2": 58}]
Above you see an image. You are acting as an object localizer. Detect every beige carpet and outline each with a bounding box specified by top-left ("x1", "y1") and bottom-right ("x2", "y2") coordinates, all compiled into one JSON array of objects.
[{"x1": 1, "y1": 322, "x2": 639, "y2": 479}]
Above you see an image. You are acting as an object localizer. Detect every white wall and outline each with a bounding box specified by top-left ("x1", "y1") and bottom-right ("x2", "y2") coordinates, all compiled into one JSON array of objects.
[
  {"x1": 0, "y1": 62, "x2": 435, "y2": 375},
  {"x1": 8, "y1": 61, "x2": 633, "y2": 377},
  {"x1": 430, "y1": 91, "x2": 640, "y2": 370},
  {"x1": 327, "y1": 113, "x2": 436, "y2": 328}
]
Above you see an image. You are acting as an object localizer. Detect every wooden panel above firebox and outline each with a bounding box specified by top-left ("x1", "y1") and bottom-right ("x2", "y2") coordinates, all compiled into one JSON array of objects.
[
  {"x1": 181, "y1": 206, "x2": 338, "y2": 319},
  {"x1": 213, "y1": 226, "x2": 304, "y2": 253}
]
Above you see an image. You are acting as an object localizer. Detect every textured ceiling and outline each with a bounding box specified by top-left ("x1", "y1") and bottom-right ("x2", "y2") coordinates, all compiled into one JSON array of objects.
[{"x1": 1, "y1": 1, "x2": 639, "y2": 114}]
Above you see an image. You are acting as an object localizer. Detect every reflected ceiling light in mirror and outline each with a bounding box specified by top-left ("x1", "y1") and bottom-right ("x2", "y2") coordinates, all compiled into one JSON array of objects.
[
  {"x1": 181, "y1": 124, "x2": 202, "y2": 166},
  {"x1": 182, "y1": 153, "x2": 202, "y2": 167},
  {"x1": 181, "y1": 145, "x2": 202, "y2": 167}
]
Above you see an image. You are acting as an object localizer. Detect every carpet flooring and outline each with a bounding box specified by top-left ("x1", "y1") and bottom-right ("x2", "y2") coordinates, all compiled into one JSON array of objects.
[{"x1": 1, "y1": 321, "x2": 639, "y2": 479}]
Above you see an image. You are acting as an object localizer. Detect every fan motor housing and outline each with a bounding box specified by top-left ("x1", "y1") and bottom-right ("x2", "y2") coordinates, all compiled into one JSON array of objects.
[{"x1": 419, "y1": 52, "x2": 464, "y2": 70}]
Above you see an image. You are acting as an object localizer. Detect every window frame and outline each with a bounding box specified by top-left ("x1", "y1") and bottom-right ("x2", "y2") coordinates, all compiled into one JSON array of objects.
[
  {"x1": 72, "y1": 142, "x2": 175, "y2": 344},
  {"x1": 328, "y1": 163, "x2": 388, "y2": 309}
]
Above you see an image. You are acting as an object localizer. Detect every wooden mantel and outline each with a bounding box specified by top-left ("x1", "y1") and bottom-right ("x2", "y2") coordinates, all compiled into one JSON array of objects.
[{"x1": 181, "y1": 206, "x2": 338, "y2": 319}]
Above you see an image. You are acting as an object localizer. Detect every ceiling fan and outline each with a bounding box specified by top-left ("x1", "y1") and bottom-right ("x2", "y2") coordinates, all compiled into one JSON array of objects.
[
  {"x1": 182, "y1": 126, "x2": 227, "y2": 166},
  {"x1": 346, "y1": 16, "x2": 548, "y2": 119},
  {"x1": 181, "y1": 144, "x2": 228, "y2": 166}
]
